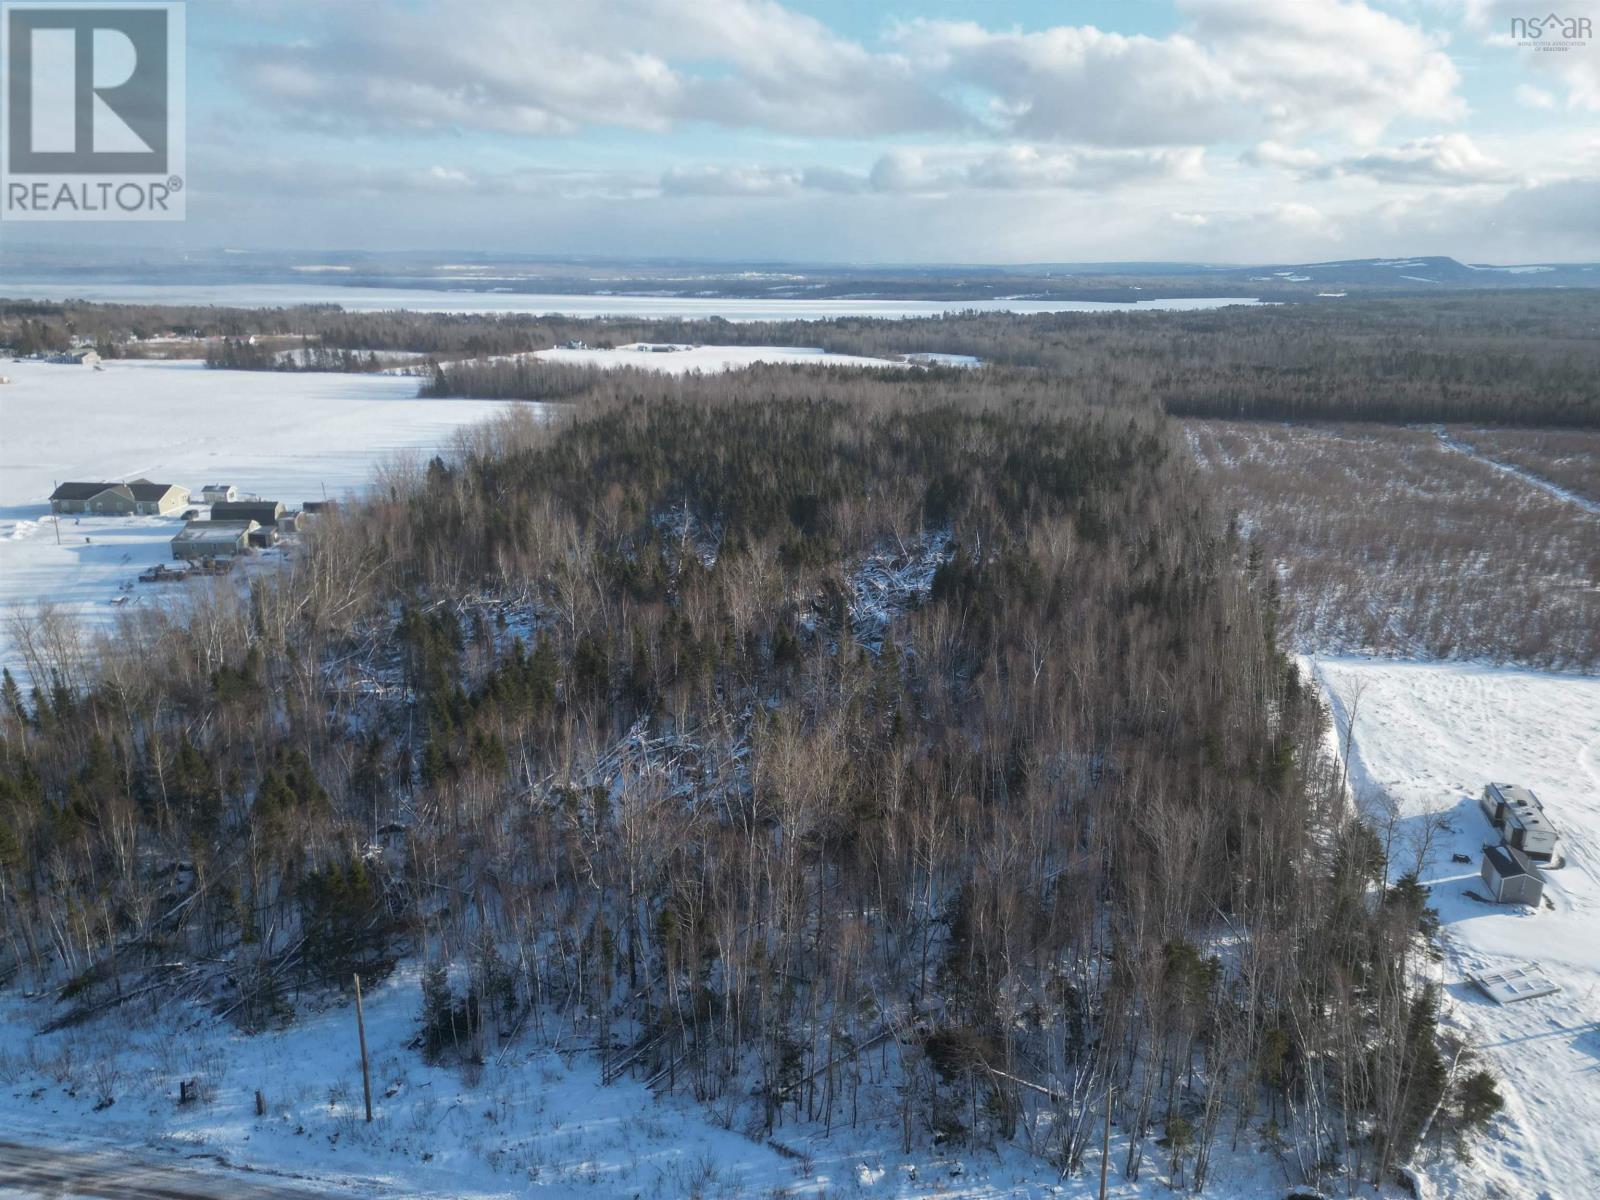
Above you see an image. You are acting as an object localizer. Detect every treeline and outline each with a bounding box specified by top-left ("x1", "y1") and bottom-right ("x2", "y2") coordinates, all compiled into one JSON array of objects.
[
  {"x1": 7, "y1": 291, "x2": 1595, "y2": 426},
  {"x1": 0, "y1": 366, "x2": 1497, "y2": 1190}
]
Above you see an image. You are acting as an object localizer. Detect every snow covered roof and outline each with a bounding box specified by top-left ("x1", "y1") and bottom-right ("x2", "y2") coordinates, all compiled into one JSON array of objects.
[{"x1": 171, "y1": 519, "x2": 258, "y2": 545}]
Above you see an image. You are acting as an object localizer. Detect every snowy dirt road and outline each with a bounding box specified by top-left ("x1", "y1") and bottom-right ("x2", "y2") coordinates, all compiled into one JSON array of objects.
[{"x1": 0, "y1": 1139, "x2": 349, "y2": 1199}]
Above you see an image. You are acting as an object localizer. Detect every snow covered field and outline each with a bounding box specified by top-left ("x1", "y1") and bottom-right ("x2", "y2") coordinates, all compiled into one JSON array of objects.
[
  {"x1": 1312, "y1": 657, "x2": 1600, "y2": 1200},
  {"x1": 527, "y1": 343, "x2": 959, "y2": 373},
  {"x1": 0, "y1": 358, "x2": 520, "y2": 670}
]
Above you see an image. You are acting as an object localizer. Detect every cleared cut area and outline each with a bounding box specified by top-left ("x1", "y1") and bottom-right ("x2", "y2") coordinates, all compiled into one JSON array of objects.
[
  {"x1": 1187, "y1": 421, "x2": 1600, "y2": 669},
  {"x1": 1313, "y1": 657, "x2": 1600, "y2": 1200}
]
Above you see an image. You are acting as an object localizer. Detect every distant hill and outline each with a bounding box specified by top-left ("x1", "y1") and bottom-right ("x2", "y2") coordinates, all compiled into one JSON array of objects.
[{"x1": 3, "y1": 244, "x2": 1598, "y2": 301}]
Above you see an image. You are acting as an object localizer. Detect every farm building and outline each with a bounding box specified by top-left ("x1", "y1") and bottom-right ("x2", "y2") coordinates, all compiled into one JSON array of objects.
[
  {"x1": 127, "y1": 479, "x2": 190, "y2": 516},
  {"x1": 1480, "y1": 782, "x2": 1559, "y2": 863},
  {"x1": 211, "y1": 499, "x2": 285, "y2": 526},
  {"x1": 200, "y1": 484, "x2": 237, "y2": 503},
  {"x1": 50, "y1": 348, "x2": 101, "y2": 366},
  {"x1": 171, "y1": 520, "x2": 257, "y2": 560},
  {"x1": 1480, "y1": 844, "x2": 1545, "y2": 906},
  {"x1": 49, "y1": 482, "x2": 135, "y2": 515}
]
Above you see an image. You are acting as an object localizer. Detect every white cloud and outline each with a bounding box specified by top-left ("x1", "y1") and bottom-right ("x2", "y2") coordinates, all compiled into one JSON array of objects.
[
  {"x1": 894, "y1": 0, "x2": 1463, "y2": 145},
  {"x1": 1515, "y1": 84, "x2": 1558, "y2": 109},
  {"x1": 1245, "y1": 134, "x2": 1514, "y2": 187},
  {"x1": 1324, "y1": 134, "x2": 1516, "y2": 185},
  {"x1": 1242, "y1": 141, "x2": 1326, "y2": 170},
  {"x1": 660, "y1": 165, "x2": 805, "y2": 197},
  {"x1": 240, "y1": 0, "x2": 960, "y2": 139}
]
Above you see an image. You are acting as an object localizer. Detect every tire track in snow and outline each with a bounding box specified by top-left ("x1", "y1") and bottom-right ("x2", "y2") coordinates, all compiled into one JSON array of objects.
[{"x1": 1432, "y1": 427, "x2": 1600, "y2": 517}]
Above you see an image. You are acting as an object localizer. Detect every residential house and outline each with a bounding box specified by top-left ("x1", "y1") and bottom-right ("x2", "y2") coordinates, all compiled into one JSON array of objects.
[
  {"x1": 50, "y1": 349, "x2": 101, "y2": 366},
  {"x1": 126, "y1": 479, "x2": 191, "y2": 516},
  {"x1": 49, "y1": 482, "x2": 135, "y2": 515},
  {"x1": 201, "y1": 484, "x2": 237, "y2": 504}
]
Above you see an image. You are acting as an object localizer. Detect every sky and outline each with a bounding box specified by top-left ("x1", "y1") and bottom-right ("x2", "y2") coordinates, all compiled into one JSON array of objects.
[{"x1": 9, "y1": 0, "x2": 1600, "y2": 264}]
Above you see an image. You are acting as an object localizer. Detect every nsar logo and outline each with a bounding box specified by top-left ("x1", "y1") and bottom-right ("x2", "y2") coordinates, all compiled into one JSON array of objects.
[{"x1": 1509, "y1": 12, "x2": 1592, "y2": 50}]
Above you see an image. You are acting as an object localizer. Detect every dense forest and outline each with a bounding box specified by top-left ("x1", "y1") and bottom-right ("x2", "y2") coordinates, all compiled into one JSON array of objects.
[
  {"x1": 3, "y1": 290, "x2": 1597, "y2": 425},
  {"x1": 0, "y1": 364, "x2": 1498, "y2": 1191}
]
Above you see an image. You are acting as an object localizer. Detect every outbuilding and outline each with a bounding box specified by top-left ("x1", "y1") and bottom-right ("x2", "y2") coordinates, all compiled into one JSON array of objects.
[
  {"x1": 50, "y1": 349, "x2": 101, "y2": 366},
  {"x1": 210, "y1": 499, "x2": 285, "y2": 526},
  {"x1": 201, "y1": 484, "x2": 237, "y2": 503},
  {"x1": 171, "y1": 519, "x2": 257, "y2": 560},
  {"x1": 1480, "y1": 844, "x2": 1545, "y2": 906}
]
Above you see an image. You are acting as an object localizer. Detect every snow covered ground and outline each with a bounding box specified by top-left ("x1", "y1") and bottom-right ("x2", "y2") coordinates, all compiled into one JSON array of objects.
[
  {"x1": 0, "y1": 958, "x2": 1319, "y2": 1200},
  {"x1": 0, "y1": 358, "x2": 521, "y2": 671},
  {"x1": 1311, "y1": 656, "x2": 1600, "y2": 1200}
]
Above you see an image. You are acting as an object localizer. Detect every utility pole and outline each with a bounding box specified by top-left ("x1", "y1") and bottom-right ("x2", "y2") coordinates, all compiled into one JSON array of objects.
[
  {"x1": 1099, "y1": 1083, "x2": 1115, "y2": 1200},
  {"x1": 353, "y1": 973, "x2": 373, "y2": 1123}
]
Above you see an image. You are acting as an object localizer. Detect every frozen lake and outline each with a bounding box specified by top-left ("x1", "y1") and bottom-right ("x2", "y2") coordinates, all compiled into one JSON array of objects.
[{"x1": 0, "y1": 280, "x2": 1265, "y2": 320}]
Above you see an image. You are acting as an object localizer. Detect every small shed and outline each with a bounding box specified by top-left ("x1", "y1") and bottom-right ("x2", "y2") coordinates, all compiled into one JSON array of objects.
[
  {"x1": 171, "y1": 519, "x2": 257, "y2": 560},
  {"x1": 201, "y1": 484, "x2": 237, "y2": 504},
  {"x1": 247, "y1": 525, "x2": 278, "y2": 549},
  {"x1": 211, "y1": 499, "x2": 285, "y2": 526},
  {"x1": 277, "y1": 511, "x2": 306, "y2": 535},
  {"x1": 302, "y1": 499, "x2": 336, "y2": 515},
  {"x1": 1480, "y1": 844, "x2": 1544, "y2": 906}
]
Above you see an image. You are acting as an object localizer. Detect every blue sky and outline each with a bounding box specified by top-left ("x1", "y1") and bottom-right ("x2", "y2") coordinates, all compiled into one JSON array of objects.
[{"x1": 22, "y1": 0, "x2": 1600, "y2": 262}]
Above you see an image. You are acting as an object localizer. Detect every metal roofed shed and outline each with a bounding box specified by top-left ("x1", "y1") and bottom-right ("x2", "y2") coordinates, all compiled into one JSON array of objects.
[
  {"x1": 171, "y1": 519, "x2": 258, "y2": 560},
  {"x1": 210, "y1": 499, "x2": 285, "y2": 526},
  {"x1": 1470, "y1": 963, "x2": 1560, "y2": 1005}
]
